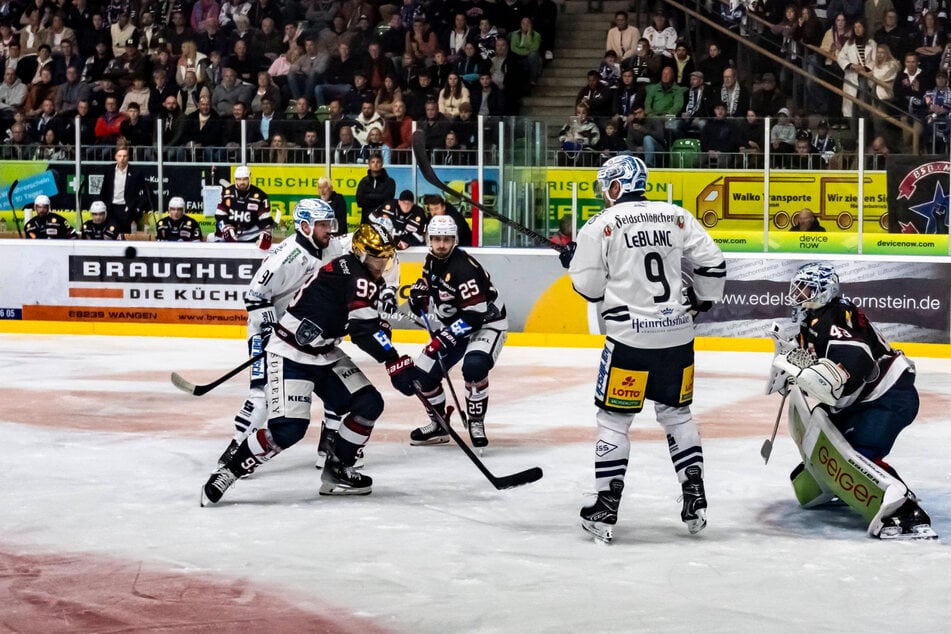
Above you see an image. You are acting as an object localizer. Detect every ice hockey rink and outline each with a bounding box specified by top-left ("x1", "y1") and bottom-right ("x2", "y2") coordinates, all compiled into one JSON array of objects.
[{"x1": 3, "y1": 333, "x2": 951, "y2": 632}]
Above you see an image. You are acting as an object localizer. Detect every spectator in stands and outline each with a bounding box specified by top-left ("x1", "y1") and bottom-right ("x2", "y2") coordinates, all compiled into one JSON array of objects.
[
  {"x1": 838, "y1": 19, "x2": 877, "y2": 119},
  {"x1": 434, "y1": 129, "x2": 474, "y2": 165},
  {"x1": 697, "y1": 42, "x2": 731, "y2": 93},
  {"x1": 404, "y1": 69, "x2": 438, "y2": 119},
  {"x1": 625, "y1": 105, "x2": 665, "y2": 167},
  {"x1": 94, "y1": 93, "x2": 126, "y2": 144},
  {"x1": 671, "y1": 41, "x2": 695, "y2": 86},
  {"x1": 192, "y1": 0, "x2": 221, "y2": 36},
  {"x1": 475, "y1": 17, "x2": 499, "y2": 61},
  {"x1": 576, "y1": 69, "x2": 613, "y2": 118},
  {"x1": 865, "y1": 0, "x2": 895, "y2": 35},
  {"x1": 19, "y1": 10, "x2": 46, "y2": 56},
  {"x1": 558, "y1": 102, "x2": 600, "y2": 166},
  {"x1": 491, "y1": 38, "x2": 523, "y2": 114},
  {"x1": 109, "y1": 12, "x2": 135, "y2": 58},
  {"x1": 179, "y1": 69, "x2": 211, "y2": 115},
  {"x1": 679, "y1": 70, "x2": 712, "y2": 137},
  {"x1": 334, "y1": 123, "x2": 362, "y2": 162},
  {"x1": 750, "y1": 72, "x2": 786, "y2": 117},
  {"x1": 550, "y1": 215, "x2": 573, "y2": 247},
  {"x1": 644, "y1": 65, "x2": 684, "y2": 121},
  {"x1": 52, "y1": 39, "x2": 83, "y2": 85},
  {"x1": 257, "y1": 17, "x2": 282, "y2": 62},
  {"x1": 176, "y1": 39, "x2": 208, "y2": 88},
  {"x1": 915, "y1": 10, "x2": 945, "y2": 76},
  {"x1": 606, "y1": 10, "x2": 639, "y2": 64},
  {"x1": 287, "y1": 36, "x2": 327, "y2": 106},
  {"x1": 375, "y1": 74, "x2": 402, "y2": 119},
  {"x1": 0, "y1": 120, "x2": 31, "y2": 159},
  {"x1": 225, "y1": 38, "x2": 256, "y2": 84},
  {"x1": 318, "y1": 175, "x2": 349, "y2": 235},
  {"x1": 510, "y1": 16, "x2": 542, "y2": 86},
  {"x1": 55, "y1": 65, "x2": 89, "y2": 113},
  {"x1": 352, "y1": 98, "x2": 385, "y2": 145},
  {"x1": 625, "y1": 37, "x2": 662, "y2": 85},
  {"x1": 149, "y1": 67, "x2": 178, "y2": 116},
  {"x1": 437, "y1": 70, "x2": 470, "y2": 117},
  {"x1": 643, "y1": 8, "x2": 677, "y2": 60},
  {"x1": 418, "y1": 98, "x2": 452, "y2": 149},
  {"x1": 137, "y1": 12, "x2": 164, "y2": 54},
  {"x1": 342, "y1": 71, "x2": 376, "y2": 115},
  {"x1": 222, "y1": 101, "x2": 248, "y2": 154},
  {"x1": 614, "y1": 67, "x2": 644, "y2": 130},
  {"x1": 598, "y1": 49, "x2": 621, "y2": 88},
  {"x1": 249, "y1": 93, "x2": 281, "y2": 145},
  {"x1": 285, "y1": 97, "x2": 314, "y2": 144},
  {"x1": 406, "y1": 15, "x2": 438, "y2": 66},
  {"x1": 160, "y1": 93, "x2": 190, "y2": 155},
  {"x1": 596, "y1": 121, "x2": 627, "y2": 161},
  {"x1": 426, "y1": 194, "x2": 472, "y2": 246},
  {"x1": 189, "y1": 94, "x2": 224, "y2": 160},
  {"x1": 452, "y1": 101, "x2": 478, "y2": 147},
  {"x1": 867, "y1": 134, "x2": 891, "y2": 167},
  {"x1": 924, "y1": 69, "x2": 951, "y2": 151},
  {"x1": 0, "y1": 66, "x2": 26, "y2": 124},
  {"x1": 315, "y1": 41, "x2": 358, "y2": 106},
  {"x1": 790, "y1": 208, "x2": 825, "y2": 231},
  {"x1": 792, "y1": 135, "x2": 821, "y2": 169},
  {"x1": 769, "y1": 107, "x2": 797, "y2": 165},
  {"x1": 893, "y1": 51, "x2": 931, "y2": 119},
  {"x1": 872, "y1": 44, "x2": 902, "y2": 108},
  {"x1": 737, "y1": 109, "x2": 765, "y2": 167},
  {"x1": 359, "y1": 125, "x2": 391, "y2": 163},
  {"x1": 212, "y1": 66, "x2": 252, "y2": 115},
  {"x1": 100, "y1": 146, "x2": 147, "y2": 233},
  {"x1": 536, "y1": 0, "x2": 558, "y2": 62},
  {"x1": 250, "y1": 70, "x2": 281, "y2": 113},
  {"x1": 444, "y1": 12, "x2": 472, "y2": 64},
  {"x1": 430, "y1": 48, "x2": 453, "y2": 88},
  {"x1": 119, "y1": 74, "x2": 151, "y2": 115},
  {"x1": 875, "y1": 10, "x2": 912, "y2": 61},
  {"x1": 810, "y1": 119, "x2": 840, "y2": 167},
  {"x1": 34, "y1": 127, "x2": 67, "y2": 160},
  {"x1": 458, "y1": 41, "x2": 487, "y2": 87},
  {"x1": 118, "y1": 102, "x2": 153, "y2": 150},
  {"x1": 61, "y1": 97, "x2": 96, "y2": 150},
  {"x1": 32, "y1": 97, "x2": 56, "y2": 142},
  {"x1": 383, "y1": 101, "x2": 413, "y2": 163},
  {"x1": 355, "y1": 151, "x2": 395, "y2": 223},
  {"x1": 818, "y1": 13, "x2": 851, "y2": 118},
  {"x1": 699, "y1": 100, "x2": 737, "y2": 167},
  {"x1": 22, "y1": 65, "x2": 56, "y2": 117},
  {"x1": 248, "y1": 0, "x2": 283, "y2": 29},
  {"x1": 770, "y1": 3, "x2": 801, "y2": 96},
  {"x1": 719, "y1": 67, "x2": 749, "y2": 117}
]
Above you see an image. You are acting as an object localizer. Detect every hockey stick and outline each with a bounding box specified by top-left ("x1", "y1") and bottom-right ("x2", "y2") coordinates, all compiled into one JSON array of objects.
[
  {"x1": 6, "y1": 178, "x2": 23, "y2": 238},
  {"x1": 417, "y1": 309, "x2": 469, "y2": 428},
  {"x1": 760, "y1": 391, "x2": 789, "y2": 464},
  {"x1": 170, "y1": 352, "x2": 265, "y2": 396},
  {"x1": 411, "y1": 130, "x2": 563, "y2": 252},
  {"x1": 411, "y1": 380, "x2": 543, "y2": 490}
]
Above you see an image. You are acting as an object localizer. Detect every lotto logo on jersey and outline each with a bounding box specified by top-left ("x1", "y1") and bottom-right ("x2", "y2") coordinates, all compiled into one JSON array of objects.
[
  {"x1": 605, "y1": 369, "x2": 648, "y2": 409},
  {"x1": 679, "y1": 364, "x2": 695, "y2": 403}
]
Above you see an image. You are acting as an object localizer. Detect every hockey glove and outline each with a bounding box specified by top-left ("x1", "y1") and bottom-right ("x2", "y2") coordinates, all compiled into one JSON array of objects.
[
  {"x1": 385, "y1": 355, "x2": 416, "y2": 396},
  {"x1": 407, "y1": 279, "x2": 430, "y2": 315},
  {"x1": 424, "y1": 327, "x2": 460, "y2": 358},
  {"x1": 221, "y1": 224, "x2": 238, "y2": 242},
  {"x1": 773, "y1": 350, "x2": 849, "y2": 406},
  {"x1": 558, "y1": 241, "x2": 577, "y2": 269},
  {"x1": 378, "y1": 285, "x2": 398, "y2": 314},
  {"x1": 686, "y1": 286, "x2": 713, "y2": 315},
  {"x1": 257, "y1": 229, "x2": 272, "y2": 250}
]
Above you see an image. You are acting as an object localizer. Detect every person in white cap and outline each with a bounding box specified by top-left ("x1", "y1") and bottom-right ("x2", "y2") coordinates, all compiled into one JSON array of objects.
[
  {"x1": 81, "y1": 200, "x2": 124, "y2": 240},
  {"x1": 213, "y1": 165, "x2": 273, "y2": 247},
  {"x1": 156, "y1": 196, "x2": 203, "y2": 241},
  {"x1": 24, "y1": 194, "x2": 77, "y2": 239}
]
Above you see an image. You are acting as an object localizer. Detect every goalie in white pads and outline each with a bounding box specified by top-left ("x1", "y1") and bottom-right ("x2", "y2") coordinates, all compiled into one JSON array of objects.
[
  {"x1": 769, "y1": 262, "x2": 936, "y2": 540},
  {"x1": 561, "y1": 155, "x2": 726, "y2": 543}
]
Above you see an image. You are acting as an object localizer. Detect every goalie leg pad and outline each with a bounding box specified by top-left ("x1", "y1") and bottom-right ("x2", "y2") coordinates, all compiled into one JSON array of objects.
[{"x1": 790, "y1": 462, "x2": 836, "y2": 508}]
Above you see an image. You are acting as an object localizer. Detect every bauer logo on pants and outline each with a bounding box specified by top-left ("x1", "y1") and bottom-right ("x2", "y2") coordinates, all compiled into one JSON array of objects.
[{"x1": 605, "y1": 369, "x2": 647, "y2": 409}]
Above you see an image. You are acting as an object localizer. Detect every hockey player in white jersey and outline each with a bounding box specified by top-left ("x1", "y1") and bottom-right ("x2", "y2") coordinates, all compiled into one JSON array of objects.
[
  {"x1": 217, "y1": 198, "x2": 345, "y2": 467},
  {"x1": 560, "y1": 155, "x2": 726, "y2": 543}
]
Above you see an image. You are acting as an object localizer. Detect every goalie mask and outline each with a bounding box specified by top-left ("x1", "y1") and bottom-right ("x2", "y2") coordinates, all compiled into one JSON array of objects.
[
  {"x1": 789, "y1": 262, "x2": 839, "y2": 324},
  {"x1": 351, "y1": 222, "x2": 396, "y2": 277},
  {"x1": 596, "y1": 154, "x2": 647, "y2": 205},
  {"x1": 293, "y1": 198, "x2": 337, "y2": 249},
  {"x1": 427, "y1": 215, "x2": 458, "y2": 259}
]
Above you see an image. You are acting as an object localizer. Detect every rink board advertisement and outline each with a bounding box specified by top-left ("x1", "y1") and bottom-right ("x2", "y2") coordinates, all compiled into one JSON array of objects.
[{"x1": 0, "y1": 242, "x2": 949, "y2": 345}]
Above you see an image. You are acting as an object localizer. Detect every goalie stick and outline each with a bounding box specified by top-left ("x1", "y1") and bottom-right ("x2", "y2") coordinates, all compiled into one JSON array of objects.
[
  {"x1": 411, "y1": 131, "x2": 563, "y2": 252},
  {"x1": 760, "y1": 390, "x2": 788, "y2": 464},
  {"x1": 170, "y1": 352, "x2": 264, "y2": 396},
  {"x1": 411, "y1": 380, "x2": 543, "y2": 490}
]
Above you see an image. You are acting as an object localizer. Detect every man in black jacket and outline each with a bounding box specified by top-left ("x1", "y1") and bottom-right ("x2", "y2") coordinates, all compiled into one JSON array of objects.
[
  {"x1": 98, "y1": 147, "x2": 148, "y2": 233},
  {"x1": 355, "y1": 153, "x2": 396, "y2": 224}
]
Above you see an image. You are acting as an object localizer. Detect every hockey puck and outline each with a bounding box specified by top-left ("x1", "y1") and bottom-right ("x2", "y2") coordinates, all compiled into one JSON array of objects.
[{"x1": 124, "y1": 246, "x2": 138, "y2": 259}]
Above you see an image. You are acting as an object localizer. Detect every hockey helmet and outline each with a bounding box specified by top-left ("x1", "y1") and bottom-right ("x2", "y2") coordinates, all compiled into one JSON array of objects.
[
  {"x1": 427, "y1": 215, "x2": 458, "y2": 256},
  {"x1": 367, "y1": 207, "x2": 395, "y2": 236},
  {"x1": 234, "y1": 165, "x2": 251, "y2": 180},
  {"x1": 293, "y1": 198, "x2": 337, "y2": 234},
  {"x1": 168, "y1": 196, "x2": 186, "y2": 210},
  {"x1": 597, "y1": 155, "x2": 647, "y2": 203},
  {"x1": 34, "y1": 194, "x2": 51, "y2": 209},
  {"x1": 90, "y1": 200, "x2": 107, "y2": 216},
  {"x1": 351, "y1": 222, "x2": 396, "y2": 274},
  {"x1": 789, "y1": 262, "x2": 839, "y2": 323}
]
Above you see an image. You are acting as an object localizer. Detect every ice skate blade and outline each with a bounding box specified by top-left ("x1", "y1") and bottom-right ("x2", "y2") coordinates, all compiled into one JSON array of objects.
[
  {"x1": 581, "y1": 519, "x2": 614, "y2": 544},
  {"x1": 200, "y1": 486, "x2": 218, "y2": 507},
  {"x1": 410, "y1": 435, "x2": 450, "y2": 446},
  {"x1": 318, "y1": 482, "x2": 372, "y2": 496},
  {"x1": 878, "y1": 524, "x2": 939, "y2": 541},
  {"x1": 685, "y1": 509, "x2": 707, "y2": 535}
]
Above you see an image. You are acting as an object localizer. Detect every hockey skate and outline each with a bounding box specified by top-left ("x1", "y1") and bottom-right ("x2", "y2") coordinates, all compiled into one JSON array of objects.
[
  {"x1": 217, "y1": 439, "x2": 239, "y2": 468},
  {"x1": 410, "y1": 406, "x2": 453, "y2": 445},
  {"x1": 876, "y1": 499, "x2": 939, "y2": 541},
  {"x1": 680, "y1": 465, "x2": 708, "y2": 534},
  {"x1": 201, "y1": 466, "x2": 238, "y2": 507},
  {"x1": 581, "y1": 479, "x2": 624, "y2": 544},
  {"x1": 315, "y1": 422, "x2": 336, "y2": 469},
  {"x1": 467, "y1": 418, "x2": 488, "y2": 448},
  {"x1": 319, "y1": 455, "x2": 372, "y2": 495}
]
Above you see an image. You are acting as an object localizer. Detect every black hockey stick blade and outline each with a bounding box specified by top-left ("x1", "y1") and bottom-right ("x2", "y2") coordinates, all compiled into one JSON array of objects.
[
  {"x1": 411, "y1": 131, "x2": 562, "y2": 252},
  {"x1": 171, "y1": 352, "x2": 264, "y2": 396},
  {"x1": 412, "y1": 381, "x2": 543, "y2": 490}
]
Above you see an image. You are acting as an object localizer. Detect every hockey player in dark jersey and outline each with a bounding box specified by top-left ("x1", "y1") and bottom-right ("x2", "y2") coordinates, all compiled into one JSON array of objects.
[
  {"x1": 24, "y1": 195, "x2": 77, "y2": 239},
  {"x1": 213, "y1": 165, "x2": 273, "y2": 246},
  {"x1": 405, "y1": 215, "x2": 508, "y2": 448},
  {"x1": 375, "y1": 189, "x2": 427, "y2": 248},
  {"x1": 156, "y1": 197, "x2": 203, "y2": 241},
  {"x1": 81, "y1": 200, "x2": 124, "y2": 240},
  {"x1": 201, "y1": 223, "x2": 417, "y2": 505},
  {"x1": 769, "y1": 262, "x2": 937, "y2": 539}
]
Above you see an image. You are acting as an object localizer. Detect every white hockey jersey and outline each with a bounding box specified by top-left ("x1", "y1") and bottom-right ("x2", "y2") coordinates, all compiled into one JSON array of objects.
[
  {"x1": 569, "y1": 199, "x2": 726, "y2": 349},
  {"x1": 244, "y1": 233, "x2": 346, "y2": 338}
]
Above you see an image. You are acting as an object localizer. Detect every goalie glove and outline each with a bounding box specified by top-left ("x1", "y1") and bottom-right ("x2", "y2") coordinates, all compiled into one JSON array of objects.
[
  {"x1": 765, "y1": 322, "x2": 799, "y2": 395},
  {"x1": 772, "y1": 350, "x2": 849, "y2": 406}
]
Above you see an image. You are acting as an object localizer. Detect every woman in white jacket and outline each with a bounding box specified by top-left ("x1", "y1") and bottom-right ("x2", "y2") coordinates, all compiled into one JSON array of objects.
[{"x1": 837, "y1": 20, "x2": 877, "y2": 118}]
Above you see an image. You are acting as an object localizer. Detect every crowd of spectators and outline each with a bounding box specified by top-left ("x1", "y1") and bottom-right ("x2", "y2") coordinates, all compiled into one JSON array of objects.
[
  {"x1": 0, "y1": 0, "x2": 560, "y2": 165},
  {"x1": 558, "y1": 1, "x2": 947, "y2": 169}
]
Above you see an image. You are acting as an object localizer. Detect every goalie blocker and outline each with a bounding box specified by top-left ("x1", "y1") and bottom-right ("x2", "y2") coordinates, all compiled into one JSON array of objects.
[{"x1": 785, "y1": 386, "x2": 937, "y2": 540}]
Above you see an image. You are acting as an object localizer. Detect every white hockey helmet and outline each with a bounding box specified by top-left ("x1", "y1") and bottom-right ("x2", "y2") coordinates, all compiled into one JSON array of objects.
[
  {"x1": 90, "y1": 200, "x2": 107, "y2": 215},
  {"x1": 34, "y1": 194, "x2": 51, "y2": 208},
  {"x1": 368, "y1": 207, "x2": 395, "y2": 236},
  {"x1": 597, "y1": 154, "x2": 647, "y2": 204},
  {"x1": 168, "y1": 196, "x2": 186, "y2": 210},
  {"x1": 789, "y1": 262, "x2": 839, "y2": 323},
  {"x1": 234, "y1": 165, "x2": 251, "y2": 179},
  {"x1": 293, "y1": 198, "x2": 338, "y2": 234},
  {"x1": 427, "y1": 215, "x2": 458, "y2": 253}
]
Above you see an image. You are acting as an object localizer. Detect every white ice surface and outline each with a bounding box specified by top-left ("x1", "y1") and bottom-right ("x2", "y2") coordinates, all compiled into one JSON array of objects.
[{"x1": 3, "y1": 334, "x2": 951, "y2": 632}]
